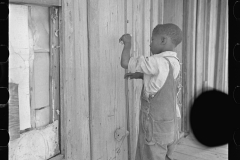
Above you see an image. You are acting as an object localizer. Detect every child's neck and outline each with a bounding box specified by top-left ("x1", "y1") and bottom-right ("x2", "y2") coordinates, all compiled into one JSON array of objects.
[{"x1": 155, "y1": 48, "x2": 175, "y2": 55}]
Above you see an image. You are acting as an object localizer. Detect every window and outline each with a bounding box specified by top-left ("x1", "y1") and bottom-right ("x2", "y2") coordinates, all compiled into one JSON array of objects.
[{"x1": 9, "y1": 2, "x2": 61, "y2": 159}]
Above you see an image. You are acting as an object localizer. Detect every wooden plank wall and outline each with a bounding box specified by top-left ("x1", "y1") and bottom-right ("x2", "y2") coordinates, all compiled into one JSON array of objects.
[
  {"x1": 61, "y1": 0, "x2": 184, "y2": 159},
  {"x1": 61, "y1": 0, "x2": 184, "y2": 160},
  {"x1": 182, "y1": 0, "x2": 228, "y2": 132},
  {"x1": 61, "y1": 0, "x2": 91, "y2": 159}
]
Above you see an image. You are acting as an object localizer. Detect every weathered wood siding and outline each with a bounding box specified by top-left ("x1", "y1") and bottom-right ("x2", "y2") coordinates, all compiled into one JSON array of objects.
[
  {"x1": 87, "y1": 0, "x2": 184, "y2": 159},
  {"x1": 9, "y1": 0, "x2": 228, "y2": 159},
  {"x1": 61, "y1": 0, "x2": 91, "y2": 159},
  {"x1": 88, "y1": 0, "x2": 128, "y2": 159},
  {"x1": 182, "y1": 0, "x2": 228, "y2": 132},
  {"x1": 62, "y1": 0, "x2": 184, "y2": 159}
]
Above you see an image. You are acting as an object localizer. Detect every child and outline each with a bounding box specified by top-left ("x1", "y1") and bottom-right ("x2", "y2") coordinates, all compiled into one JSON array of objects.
[{"x1": 120, "y1": 23, "x2": 183, "y2": 160}]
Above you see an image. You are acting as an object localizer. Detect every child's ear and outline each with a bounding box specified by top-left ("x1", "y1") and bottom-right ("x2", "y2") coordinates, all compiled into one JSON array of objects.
[{"x1": 160, "y1": 36, "x2": 167, "y2": 45}]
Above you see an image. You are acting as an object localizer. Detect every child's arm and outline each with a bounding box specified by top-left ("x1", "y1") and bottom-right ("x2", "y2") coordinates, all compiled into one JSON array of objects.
[
  {"x1": 119, "y1": 34, "x2": 131, "y2": 69},
  {"x1": 124, "y1": 72, "x2": 143, "y2": 79}
]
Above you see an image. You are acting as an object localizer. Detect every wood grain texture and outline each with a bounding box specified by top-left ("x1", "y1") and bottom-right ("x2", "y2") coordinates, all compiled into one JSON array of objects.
[
  {"x1": 50, "y1": 7, "x2": 60, "y2": 122},
  {"x1": 172, "y1": 134, "x2": 228, "y2": 160},
  {"x1": 181, "y1": 0, "x2": 228, "y2": 133},
  {"x1": 202, "y1": 1, "x2": 211, "y2": 90},
  {"x1": 129, "y1": 0, "x2": 144, "y2": 159},
  {"x1": 224, "y1": 6, "x2": 228, "y2": 94},
  {"x1": 126, "y1": 0, "x2": 135, "y2": 159},
  {"x1": 215, "y1": 0, "x2": 228, "y2": 92},
  {"x1": 195, "y1": 0, "x2": 205, "y2": 95},
  {"x1": 144, "y1": 0, "x2": 151, "y2": 57},
  {"x1": 158, "y1": 0, "x2": 164, "y2": 24},
  {"x1": 182, "y1": 0, "x2": 197, "y2": 132},
  {"x1": 28, "y1": 7, "x2": 37, "y2": 128},
  {"x1": 151, "y1": 0, "x2": 158, "y2": 31},
  {"x1": 88, "y1": 0, "x2": 128, "y2": 159},
  {"x1": 9, "y1": 83, "x2": 20, "y2": 141},
  {"x1": 61, "y1": 0, "x2": 91, "y2": 159},
  {"x1": 207, "y1": 0, "x2": 218, "y2": 89}
]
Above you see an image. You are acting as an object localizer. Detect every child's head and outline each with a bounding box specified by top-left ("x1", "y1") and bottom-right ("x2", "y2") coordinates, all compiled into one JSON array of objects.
[{"x1": 150, "y1": 23, "x2": 182, "y2": 54}]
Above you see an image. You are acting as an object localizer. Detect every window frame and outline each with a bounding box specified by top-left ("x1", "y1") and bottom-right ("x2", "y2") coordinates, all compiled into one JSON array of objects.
[
  {"x1": 9, "y1": 0, "x2": 61, "y2": 7},
  {"x1": 9, "y1": 1, "x2": 65, "y2": 160}
]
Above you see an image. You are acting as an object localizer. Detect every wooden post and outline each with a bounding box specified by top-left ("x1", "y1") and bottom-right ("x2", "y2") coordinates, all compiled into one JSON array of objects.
[{"x1": 50, "y1": 7, "x2": 60, "y2": 123}]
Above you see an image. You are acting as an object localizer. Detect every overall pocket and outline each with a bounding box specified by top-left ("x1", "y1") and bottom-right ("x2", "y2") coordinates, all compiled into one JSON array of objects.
[{"x1": 152, "y1": 119, "x2": 175, "y2": 145}]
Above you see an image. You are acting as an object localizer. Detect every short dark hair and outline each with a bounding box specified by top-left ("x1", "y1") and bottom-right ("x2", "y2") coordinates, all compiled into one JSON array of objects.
[{"x1": 153, "y1": 23, "x2": 183, "y2": 46}]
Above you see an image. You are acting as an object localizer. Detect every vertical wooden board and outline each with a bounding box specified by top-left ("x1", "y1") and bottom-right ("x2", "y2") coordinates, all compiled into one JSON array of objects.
[
  {"x1": 49, "y1": 7, "x2": 60, "y2": 122},
  {"x1": 215, "y1": 0, "x2": 228, "y2": 92},
  {"x1": 126, "y1": 0, "x2": 133, "y2": 159},
  {"x1": 194, "y1": 0, "x2": 205, "y2": 94},
  {"x1": 133, "y1": 0, "x2": 144, "y2": 57},
  {"x1": 33, "y1": 52, "x2": 50, "y2": 109},
  {"x1": 151, "y1": 0, "x2": 158, "y2": 31},
  {"x1": 224, "y1": 5, "x2": 229, "y2": 94},
  {"x1": 62, "y1": 0, "x2": 76, "y2": 158},
  {"x1": 88, "y1": 0, "x2": 107, "y2": 159},
  {"x1": 207, "y1": 0, "x2": 218, "y2": 88},
  {"x1": 61, "y1": 0, "x2": 90, "y2": 159},
  {"x1": 9, "y1": 83, "x2": 20, "y2": 141},
  {"x1": 182, "y1": 0, "x2": 197, "y2": 132},
  {"x1": 158, "y1": 0, "x2": 164, "y2": 24},
  {"x1": 88, "y1": 0, "x2": 127, "y2": 159},
  {"x1": 88, "y1": 2, "x2": 101, "y2": 159},
  {"x1": 188, "y1": 0, "x2": 197, "y2": 109},
  {"x1": 116, "y1": 2, "x2": 128, "y2": 159},
  {"x1": 28, "y1": 8, "x2": 36, "y2": 128},
  {"x1": 128, "y1": 0, "x2": 144, "y2": 159},
  {"x1": 202, "y1": 0, "x2": 211, "y2": 90},
  {"x1": 29, "y1": 6, "x2": 50, "y2": 52},
  {"x1": 143, "y1": 0, "x2": 151, "y2": 57}
]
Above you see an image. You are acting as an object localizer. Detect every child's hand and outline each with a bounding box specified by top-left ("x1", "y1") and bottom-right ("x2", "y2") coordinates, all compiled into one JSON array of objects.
[
  {"x1": 124, "y1": 72, "x2": 143, "y2": 79},
  {"x1": 119, "y1": 34, "x2": 132, "y2": 45}
]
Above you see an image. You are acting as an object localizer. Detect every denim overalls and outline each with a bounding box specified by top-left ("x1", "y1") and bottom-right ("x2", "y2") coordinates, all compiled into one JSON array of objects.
[{"x1": 135, "y1": 57, "x2": 178, "y2": 160}]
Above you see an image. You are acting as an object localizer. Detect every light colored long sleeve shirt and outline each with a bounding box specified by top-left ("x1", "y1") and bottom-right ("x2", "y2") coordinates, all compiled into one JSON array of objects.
[{"x1": 128, "y1": 51, "x2": 181, "y2": 117}]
